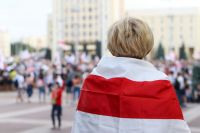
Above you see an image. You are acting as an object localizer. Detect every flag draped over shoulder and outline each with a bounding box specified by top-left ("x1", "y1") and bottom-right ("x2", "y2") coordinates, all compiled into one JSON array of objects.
[{"x1": 72, "y1": 56, "x2": 190, "y2": 133}]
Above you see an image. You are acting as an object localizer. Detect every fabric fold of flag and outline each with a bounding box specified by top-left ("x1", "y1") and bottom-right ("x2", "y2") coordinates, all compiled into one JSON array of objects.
[{"x1": 72, "y1": 56, "x2": 190, "y2": 133}]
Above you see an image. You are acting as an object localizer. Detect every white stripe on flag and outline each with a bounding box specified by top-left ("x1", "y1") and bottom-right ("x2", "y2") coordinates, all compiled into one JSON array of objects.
[
  {"x1": 91, "y1": 56, "x2": 168, "y2": 82},
  {"x1": 72, "y1": 111, "x2": 191, "y2": 133}
]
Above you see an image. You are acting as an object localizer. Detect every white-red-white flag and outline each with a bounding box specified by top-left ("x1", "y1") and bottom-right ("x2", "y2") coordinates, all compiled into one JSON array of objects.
[{"x1": 72, "y1": 56, "x2": 190, "y2": 133}]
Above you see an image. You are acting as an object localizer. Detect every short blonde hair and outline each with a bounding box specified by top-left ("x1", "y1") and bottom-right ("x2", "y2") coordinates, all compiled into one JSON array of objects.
[{"x1": 107, "y1": 17, "x2": 154, "y2": 59}]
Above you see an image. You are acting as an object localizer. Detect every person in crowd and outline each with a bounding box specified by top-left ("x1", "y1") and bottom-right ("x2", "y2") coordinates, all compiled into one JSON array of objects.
[
  {"x1": 26, "y1": 74, "x2": 34, "y2": 103},
  {"x1": 183, "y1": 70, "x2": 192, "y2": 102},
  {"x1": 66, "y1": 66, "x2": 74, "y2": 104},
  {"x1": 72, "y1": 17, "x2": 190, "y2": 133},
  {"x1": 45, "y1": 70, "x2": 54, "y2": 94},
  {"x1": 14, "y1": 72, "x2": 25, "y2": 103},
  {"x1": 51, "y1": 79, "x2": 65, "y2": 129},
  {"x1": 72, "y1": 72, "x2": 82, "y2": 104},
  {"x1": 177, "y1": 72, "x2": 187, "y2": 107},
  {"x1": 37, "y1": 72, "x2": 46, "y2": 103},
  {"x1": 168, "y1": 71, "x2": 175, "y2": 84},
  {"x1": 174, "y1": 73, "x2": 182, "y2": 104},
  {"x1": 196, "y1": 83, "x2": 200, "y2": 102}
]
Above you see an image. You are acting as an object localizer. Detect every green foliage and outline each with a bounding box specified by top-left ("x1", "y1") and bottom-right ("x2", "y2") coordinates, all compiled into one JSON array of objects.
[
  {"x1": 96, "y1": 41, "x2": 102, "y2": 58},
  {"x1": 179, "y1": 43, "x2": 187, "y2": 60},
  {"x1": 39, "y1": 48, "x2": 52, "y2": 60},
  {"x1": 192, "y1": 64, "x2": 200, "y2": 87},
  {"x1": 11, "y1": 42, "x2": 36, "y2": 56},
  {"x1": 192, "y1": 62, "x2": 200, "y2": 97},
  {"x1": 155, "y1": 42, "x2": 165, "y2": 60}
]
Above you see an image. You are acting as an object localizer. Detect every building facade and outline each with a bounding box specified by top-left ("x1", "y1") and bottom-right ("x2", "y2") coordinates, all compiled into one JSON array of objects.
[
  {"x1": 0, "y1": 31, "x2": 11, "y2": 57},
  {"x1": 126, "y1": 8, "x2": 200, "y2": 58},
  {"x1": 49, "y1": 0, "x2": 125, "y2": 58}
]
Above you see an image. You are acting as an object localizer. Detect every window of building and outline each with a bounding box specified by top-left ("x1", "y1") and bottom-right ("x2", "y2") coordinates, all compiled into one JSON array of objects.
[
  {"x1": 82, "y1": 7, "x2": 85, "y2": 12},
  {"x1": 71, "y1": 32, "x2": 74, "y2": 37},
  {"x1": 180, "y1": 34, "x2": 183, "y2": 39},
  {"x1": 89, "y1": 23, "x2": 92, "y2": 28},
  {"x1": 95, "y1": 31, "x2": 98, "y2": 36},
  {"x1": 82, "y1": 16, "x2": 86, "y2": 20},
  {"x1": 89, "y1": 7, "x2": 92, "y2": 12},
  {"x1": 95, "y1": 15, "x2": 98, "y2": 20},
  {"x1": 190, "y1": 26, "x2": 193, "y2": 32},
  {"x1": 89, "y1": 32, "x2": 92, "y2": 36},
  {"x1": 83, "y1": 32, "x2": 86, "y2": 36},
  {"x1": 89, "y1": 15, "x2": 92, "y2": 20}
]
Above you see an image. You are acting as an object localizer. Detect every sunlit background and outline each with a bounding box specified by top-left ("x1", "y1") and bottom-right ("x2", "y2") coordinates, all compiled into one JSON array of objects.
[
  {"x1": 0, "y1": 0, "x2": 200, "y2": 58},
  {"x1": 0, "y1": 0, "x2": 200, "y2": 133}
]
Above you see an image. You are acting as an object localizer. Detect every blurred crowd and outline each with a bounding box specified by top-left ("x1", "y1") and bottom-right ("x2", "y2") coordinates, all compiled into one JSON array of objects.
[
  {"x1": 0, "y1": 52, "x2": 99, "y2": 104},
  {"x1": 0, "y1": 53, "x2": 200, "y2": 108},
  {"x1": 153, "y1": 60, "x2": 200, "y2": 107}
]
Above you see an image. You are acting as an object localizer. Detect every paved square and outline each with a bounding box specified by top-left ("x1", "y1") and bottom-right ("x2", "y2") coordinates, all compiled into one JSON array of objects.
[{"x1": 0, "y1": 92, "x2": 200, "y2": 133}]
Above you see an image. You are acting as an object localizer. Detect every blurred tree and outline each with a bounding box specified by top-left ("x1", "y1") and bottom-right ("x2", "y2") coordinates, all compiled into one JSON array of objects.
[
  {"x1": 39, "y1": 48, "x2": 52, "y2": 60},
  {"x1": 10, "y1": 42, "x2": 36, "y2": 56},
  {"x1": 27, "y1": 45, "x2": 36, "y2": 53},
  {"x1": 192, "y1": 61, "x2": 200, "y2": 101},
  {"x1": 95, "y1": 40, "x2": 102, "y2": 58},
  {"x1": 179, "y1": 43, "x2": 187, "y2": 60},
  {"x1": 155, "y1": 42, "x2": 165, "y2": 60}
]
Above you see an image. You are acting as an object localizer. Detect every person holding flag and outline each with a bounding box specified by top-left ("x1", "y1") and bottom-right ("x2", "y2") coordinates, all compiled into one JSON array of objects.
[{"x1": 71, "y1": 17, "x2": 190, "y2": 133}]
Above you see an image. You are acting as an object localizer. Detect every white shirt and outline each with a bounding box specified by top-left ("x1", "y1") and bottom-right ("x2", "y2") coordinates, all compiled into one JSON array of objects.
[{"x1": 177, "y1": 75, "x2": 184, "y2": 89}]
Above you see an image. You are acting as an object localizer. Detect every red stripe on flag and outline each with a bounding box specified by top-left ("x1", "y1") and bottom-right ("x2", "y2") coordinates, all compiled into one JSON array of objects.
[{"x1": 77, "y1": 75, "x2": 183, "y2": 120}]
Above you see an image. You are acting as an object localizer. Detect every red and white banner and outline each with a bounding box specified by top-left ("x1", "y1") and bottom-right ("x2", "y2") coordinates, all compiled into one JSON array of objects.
[
  {"x1": 58, "y1": 40, "x2": 70, "y2": 51},
  {"x1": 72, "y1": 56, "x2": 190, "y2": 133}
]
